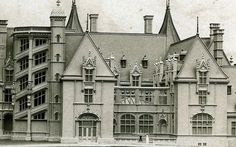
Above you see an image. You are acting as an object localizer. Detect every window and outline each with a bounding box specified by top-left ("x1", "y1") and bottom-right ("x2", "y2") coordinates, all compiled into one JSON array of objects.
[
  {"x1": 139, "y1": 114, "x2": 153, "y2": 134},
  {"x1": 20, "y1": 38, "x2": 29, "y2": 52},
  {"x1": 5, "y1": 70, "x2": 13, "y2": 82},
  {"x1": 84, "y1": 89, "x2": 93, "y2": 103},
  {"x1": 227, "y1": 85, "x2": 232, "y2": 95},
  {"x1": 199, "y1": 90, "x2": 207, "y2": 105},
  {"x1": 192, "y1": 113, "x2": 213, "y2": 135},
  {"x1": 19, "y1": 57, "x2": 29, "y2": 71},
  {"x1": 55, "y1": 112, "x2": 59, "y2": 120},
  {"x1": 139, "y1": 90, "x2": 153, "y2": 104},
  {"x1": 56, "y1": 54, "x2": 60, "y2": 62},
  {"x1": 35, "y1": 51, "x2": 46, "y2": 65},
  {"x1": 55, "y1": 73, "x2": 60, "y2": 81},
  {"x1": 120, "y1": 59, "x2": 127, "y2": 68},
  {"x1": 120, "y1": 114, "x2": 135, "y2": 133},
  {"x1": 33, "y1": 112, "x2": 45, "y2": 120},
  {"x1": 4, "y1": 89, "x2": 12, "y2": 102},
  {"x1": 132, "y1": 76, "x2": 139, "y2": 87},
  {"x1": 56, "y1": 34, "x2": 61, "y2": 43},
  {"x1": 199, "y1": 72, "x2": 207, "y2": 84},
  {"x1": 35, "y1": 39, "x2": 47, "y2": 47},
  {"x1": 19, "y1": 75, "x2": 28, "y2": 90},
  {"x1": 19, "y1": 96, "x2": 27, "y2": 111},
  {"x1": 78, "y1": 113, "x2": 98, "y2": 137},
  {"x1": 34, "y1": 71, "x2": 46, "y2": 85},
  {"x1": 121, "y1": 90, "x2": 135, "y2": 104},
  {"x1": 232, "y1": 122, "x2": 236, "y2": 136},
  {"x1": 159, "y1": 90, "x2": 167, "y2": 105},
  {"x1": 85, "y1": 69, "x2": 93, "y2": 82},
  {"x1": 142, "y1": 58, "x2": 148, "y2": 69},
  {"x1": 159, "y1": 119, "x2": 167, "y2": 134},
  {"x1": 54, "y1": 95, "x2": 59, "y2": 103},
  {"x1": 34, "y1": 90, "x2": 46, "y2": 107}
]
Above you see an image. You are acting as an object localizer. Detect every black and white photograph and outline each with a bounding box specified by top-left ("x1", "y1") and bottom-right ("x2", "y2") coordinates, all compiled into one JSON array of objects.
[{"x1": 0, "y1": 0, "x2": 236, "y2": 146}]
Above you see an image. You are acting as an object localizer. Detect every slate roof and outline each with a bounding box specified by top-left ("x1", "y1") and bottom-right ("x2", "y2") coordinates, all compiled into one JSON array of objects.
[
  {"x1": 159, "y1": 6, "x2": 180, "y2": 43},
  {"x1": 66, "y1": 1, "x2": 83, "y2": 33},
  {"x1": 89, "y1": 32, "x2": 166, "y2": 82}
]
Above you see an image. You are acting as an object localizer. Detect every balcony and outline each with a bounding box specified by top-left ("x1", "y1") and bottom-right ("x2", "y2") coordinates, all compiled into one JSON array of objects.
[{"x1": 0, "y1": 102, "x2": 13, "y2": 111}]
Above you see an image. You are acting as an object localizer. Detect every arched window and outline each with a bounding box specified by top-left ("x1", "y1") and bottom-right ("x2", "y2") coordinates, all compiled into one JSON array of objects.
[
  {"x1": 54, "y1": 95, "x2": 59, "y2": 103},
  {"x1": 139, "y1": 114, "x2": 153, "y2": 134},
  {"x1": 56, "y1": 34, "x2": 61, "y2": 43},
  {"x1": 120, "y1": 114, "x2": 135, "y2": 133},
  {"x1": 78, "y1": 113, "x2": 98, "y2": 137},
  {"x1": 192, "y1": 113, "x2": 213, "y2": 135},
  {"x1": 159, "y1": 119, "x2": 167, "y2": 134},
  {"x1": 54, "y1": 112, "x2": 59, "y2": 120}
]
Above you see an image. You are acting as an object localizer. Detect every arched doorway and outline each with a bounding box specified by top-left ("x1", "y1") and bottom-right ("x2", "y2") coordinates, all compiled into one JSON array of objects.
[
  {"x1": 3, "y1": 113, "x2": 13, "y2": 134},
  {"x1": 78, "y1": 113, "x2": 99, "y2": 141},
  {"x1": 159, "y1": 119, "x2": 167, "y2": 134}
]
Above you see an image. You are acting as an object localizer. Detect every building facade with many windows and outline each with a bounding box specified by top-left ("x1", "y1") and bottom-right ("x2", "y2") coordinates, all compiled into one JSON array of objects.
[{"x1": 0, "y1": 0, "x2": 236, "y2": 147}]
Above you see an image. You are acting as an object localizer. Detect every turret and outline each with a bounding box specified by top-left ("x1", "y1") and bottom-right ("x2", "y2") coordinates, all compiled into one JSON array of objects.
[{"x1": 50, "y1": 0, "x2": 66, "y2": 80}]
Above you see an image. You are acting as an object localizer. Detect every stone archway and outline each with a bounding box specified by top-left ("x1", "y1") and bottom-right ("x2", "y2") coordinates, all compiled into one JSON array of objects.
[{"x1": 77, "y1": 113, "x2": 100, "y2": 141}]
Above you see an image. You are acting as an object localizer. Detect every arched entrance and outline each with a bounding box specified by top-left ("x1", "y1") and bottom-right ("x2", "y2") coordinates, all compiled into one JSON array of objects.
[
  {"x1": 78, "y1": 113, "x2": 99, "y2": 141},
  {"x1": 159, "y1": 119, "x2": 167, "y2": 134},
  {"x1": 3, "y1": 113, "x2": 13, "y2": 134}
]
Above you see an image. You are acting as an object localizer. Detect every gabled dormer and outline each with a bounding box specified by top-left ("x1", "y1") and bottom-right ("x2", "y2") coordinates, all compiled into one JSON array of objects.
[
  {"x1": 130, "y1": 63, "x2": 142, "y2": 87},
  {"x1": 82, "y1": 51, "x2": 96, "y2": 82}
]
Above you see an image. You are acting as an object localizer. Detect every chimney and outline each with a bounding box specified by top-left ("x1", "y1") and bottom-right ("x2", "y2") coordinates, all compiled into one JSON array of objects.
[
  {"x1": 89, "y1": 14, "x2": 99, "y2": 32},
  {"x1": 144, "y1": 15, "x2": 154, "y2": 34},
  {"x1": 210, "y1": 23, "x2": 220, "y2": 41},
  {"x1": 213, "y1": 29, "x2": 224, "y2": 66}
]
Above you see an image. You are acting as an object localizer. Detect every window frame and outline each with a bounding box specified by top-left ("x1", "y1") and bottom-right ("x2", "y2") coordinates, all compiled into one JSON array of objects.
[
  {"x1": 120, "y1": 114, "x2": 135, "y2": 133},
  {"x1": 34, "y1": 51, "x2": 46, "y2": 66},
  {"x1": 232, "y1": 122, "x2": 236, "y2": 136},
  {"x1": 192, "y1": 113, "x2": 213, "y2": 135},
  {"x1": 84, "y1": 89, "x2": 93, "y2": 103},
  {"x1": 132, "y1": 75, "x2": 140, "y2": 87},
  {"x1": 34, "y1": 90, "x2": 46, "y2": 107},
  {"x1": 85, "y1": 69, "x2": 93, "y2": 82},
  {"x1": 20, "y1": 38, "x2": 29, "y2": 52},
  {"x1": 19, "y1": 56, "x2": 29, "y2": 71},
  {"x1": 199, "y1": 90, "x2": 207, "y2": 105},
  {"x1": 19, "y1": 75, "x2": 28, "y2": 91},
  {"x1": 139, "y1": 114, "x2": 153, "y2": 134},
  {"x1": 34, "y1": 70, "x2": 46, "y2": 86},
  {"x1": 19, "y1": 96, "x2": 28, "y2": 111}
]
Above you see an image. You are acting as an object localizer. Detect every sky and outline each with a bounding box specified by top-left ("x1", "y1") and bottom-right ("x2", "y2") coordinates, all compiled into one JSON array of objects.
[{"x1": 1, "y1": 0, "x2": 236, "y2": 60}]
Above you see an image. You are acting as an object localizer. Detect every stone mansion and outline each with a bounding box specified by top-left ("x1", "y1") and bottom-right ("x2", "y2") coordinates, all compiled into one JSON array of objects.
[{"x1": 0, "y1": 0, "x2": 236, "y2": 147}]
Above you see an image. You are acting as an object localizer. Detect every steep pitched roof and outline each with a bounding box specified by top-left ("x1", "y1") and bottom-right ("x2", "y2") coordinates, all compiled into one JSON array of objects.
[
  {"x1": 89, "y1": 32, "x2": 166, "y2": 82},
  {"x1": 159, "y1": 6, "x2": 180, "y2": 43},
  {"x1": 66, "y1": 1, "x2": 83, "y2": 33},
  {"x1": 175, "y1": 35, "x2": 228, "y2": 79}
]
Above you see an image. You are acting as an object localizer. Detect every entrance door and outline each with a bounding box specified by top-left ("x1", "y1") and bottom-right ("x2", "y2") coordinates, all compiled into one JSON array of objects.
[{"x1": 78, "y1": 113, "x2": 98, "y2": 141}]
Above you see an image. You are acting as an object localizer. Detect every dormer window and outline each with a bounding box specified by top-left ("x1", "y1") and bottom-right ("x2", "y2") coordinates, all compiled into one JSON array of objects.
[
  {"x1": 199, "y1": 71, "x2": 207, "y2": 84},
  {"x1": 132, "y1": 75, "x2": 139, "y2": 87},
  {"x1": 142, "y1": 55, "x2": 148, "y2": 69},
  {"x1": 120, "y1": 55, "x2": 127, "y2": 68},
  {"x1": 85, "y1": 69, "x2": 93, "y2": 82}
]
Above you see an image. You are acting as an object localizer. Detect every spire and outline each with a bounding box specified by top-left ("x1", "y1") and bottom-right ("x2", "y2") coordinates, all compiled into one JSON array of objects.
[
  {"x1": 166, "y1": 0, "x2": 170, "y2": 9},
  {"x1": 66, "y1": 0, "x2": 83, "y2": 33},
  {"x1": 86, "y1": 13, "x2": 89, "y2": 32},
  {"x1": 159, "y1": 0, "x2": 180, "y2": 43},
  {"x1": 197, "y1": 16, "x2": 199, "y2": 35}
]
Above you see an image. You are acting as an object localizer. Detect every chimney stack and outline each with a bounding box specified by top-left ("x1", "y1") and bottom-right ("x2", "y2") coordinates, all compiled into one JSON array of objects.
[
  {"x1": 213, "y1": 29, "x2": 224, "y2": 66},
  {"x1": 144, "y1": 15, "x2": 154, "y2": 34},
  {"x1": 89, "y1": 14, "x2": 99, "y2": 32},
  {"x1": 210, "y1": 23, "x2": 220, "y2": 41}
]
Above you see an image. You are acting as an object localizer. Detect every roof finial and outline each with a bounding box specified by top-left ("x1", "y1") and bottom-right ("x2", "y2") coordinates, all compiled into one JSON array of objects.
[
  {"x1": 56, "y1": 0, "x2": 61, "y2": 7},
  {"x1": 72, "y1": 0, "x2": 76, "y2": 5},
  {"x1": 197, "y1": 16, "x2": 199, "y2": 35},
  {"x1": 86, "y1": 13, "x2": 89, "y2": 32},
  {"x1": 166, "y1": 0, "x2": 170, "y2": 9}
]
